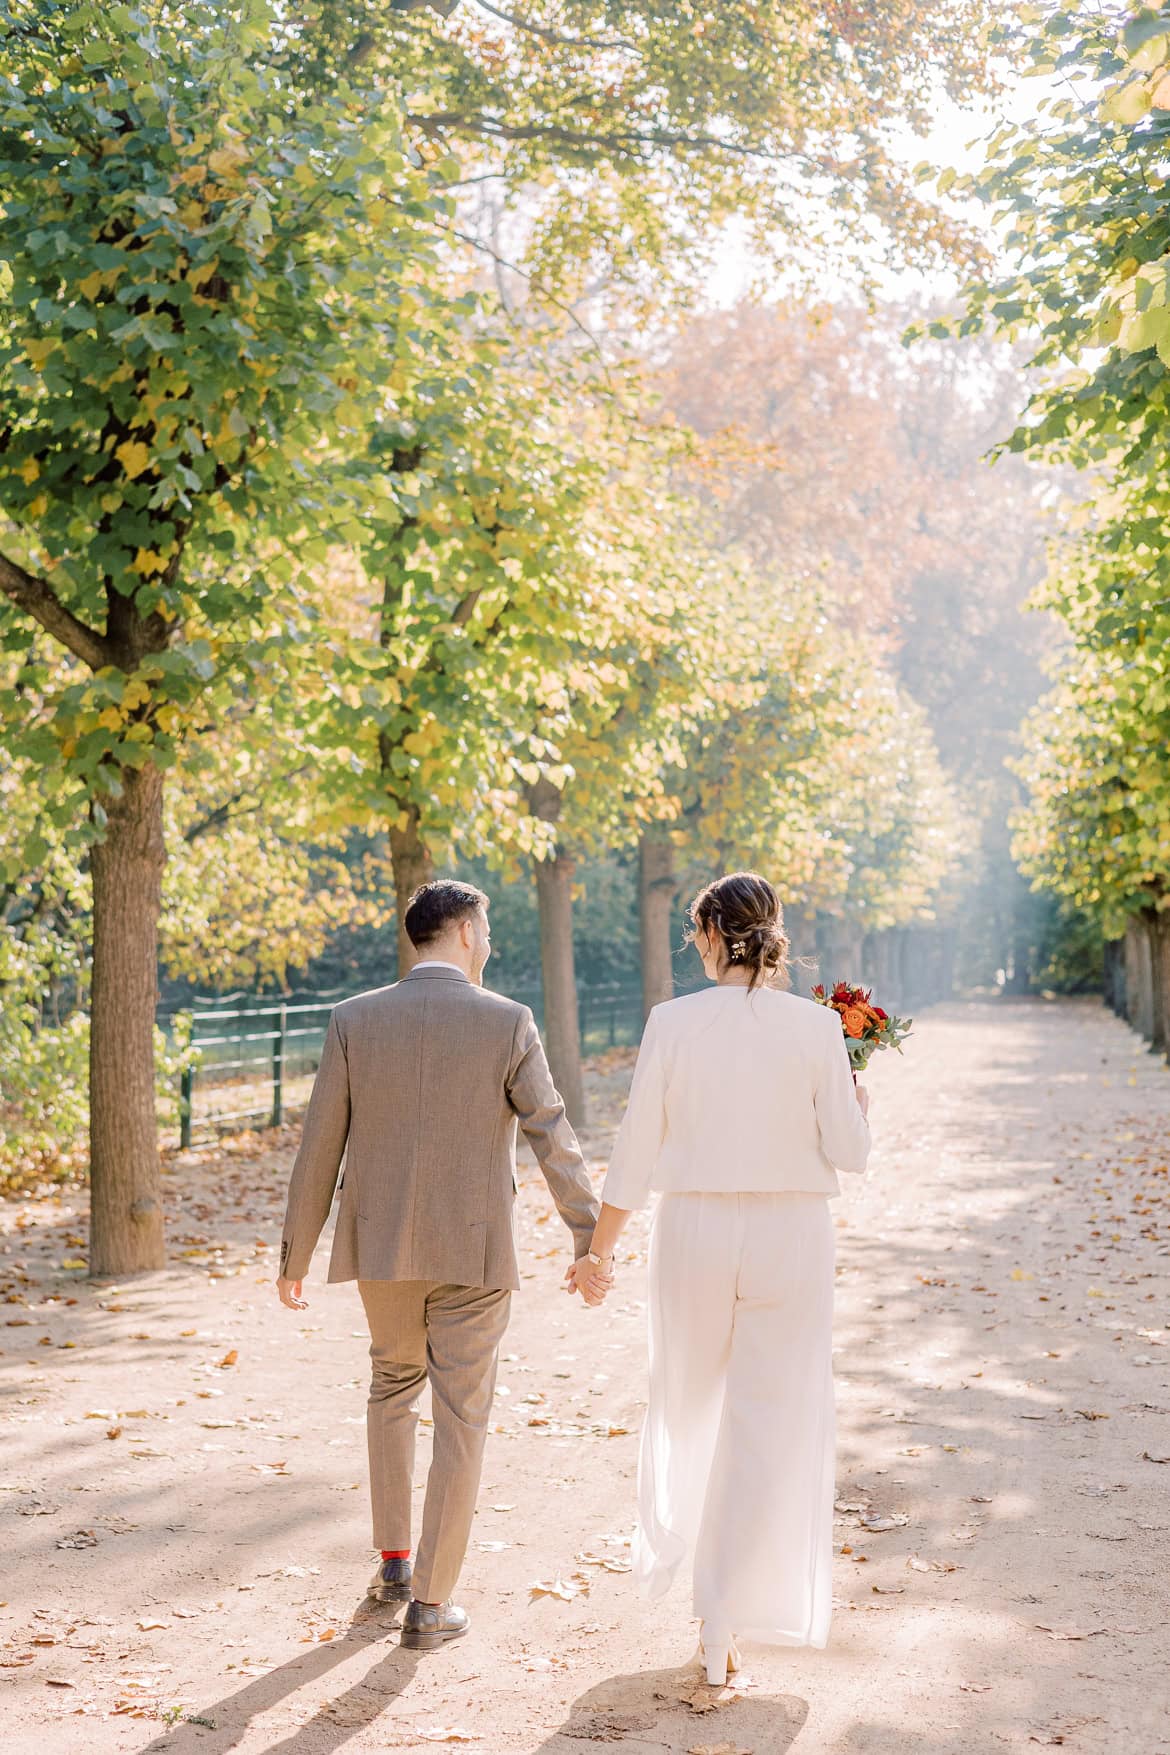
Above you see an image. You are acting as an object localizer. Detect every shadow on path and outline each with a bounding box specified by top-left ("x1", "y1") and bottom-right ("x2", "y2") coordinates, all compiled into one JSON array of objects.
[
  {"x1": 133, "y1": 1597, "x2": 420, "y2": 1754},
  {"x1": 529, "y1": 1661, "x2": 808, "y2": 1755}
]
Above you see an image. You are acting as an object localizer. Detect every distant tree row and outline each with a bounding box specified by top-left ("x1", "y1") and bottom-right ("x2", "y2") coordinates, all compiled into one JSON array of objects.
[
  {"x1": 1, "y1": 1, "x2": 1006, "y2": 1268},
  {"x1": 947, "y1": 2, "x2": 1170, "y2": 1050}
]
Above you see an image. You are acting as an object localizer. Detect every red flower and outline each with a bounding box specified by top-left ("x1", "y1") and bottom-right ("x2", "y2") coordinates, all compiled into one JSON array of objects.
[{"x1": 873, "y1": 1005, "x2": 888, "y2": 1021}]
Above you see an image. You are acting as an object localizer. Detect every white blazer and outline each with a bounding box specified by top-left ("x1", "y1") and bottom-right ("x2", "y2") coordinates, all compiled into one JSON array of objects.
[{"x1": 601, "y1": 984, "x2": 871, "y2": 1211}]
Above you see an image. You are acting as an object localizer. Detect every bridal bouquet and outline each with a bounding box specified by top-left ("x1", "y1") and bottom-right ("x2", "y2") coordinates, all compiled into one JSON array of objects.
[{"x1": 810, "y1": 979, "x2": 912, "y2": 1075}]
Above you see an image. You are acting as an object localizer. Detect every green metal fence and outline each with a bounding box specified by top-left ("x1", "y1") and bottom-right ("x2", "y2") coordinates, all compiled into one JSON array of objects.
[{"x1": 169, "y1": 972, "x2": 660, "y2": 1147}]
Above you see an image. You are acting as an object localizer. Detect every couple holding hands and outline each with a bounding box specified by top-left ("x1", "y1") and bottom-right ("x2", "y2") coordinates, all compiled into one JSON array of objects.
[{"x1": 277, "y1": 870, "x2": 871, "y2": 1682}]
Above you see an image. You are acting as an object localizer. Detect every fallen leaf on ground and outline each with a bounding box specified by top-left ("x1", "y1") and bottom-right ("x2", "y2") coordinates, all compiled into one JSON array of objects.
[
  {"x1": 137, "y1": 1619, "x2": 169, "y2": 1631},
  {"x1": 529, "y1": 1578, "x2": 584, "y2": 1602},
  {"x1": 56, "y1": 1531, "x2": 98, "y2": 1550},
  {"x1": 1033, "y1": 1624, "x2": 1106, "y2": 1641},
  {"x1": 412, "y1": 1730, "x2": 479, "y2": 1744},
  {"x1": 217, "y1": 1350, "x2": 238, "y2": 1368},
  {"x1": 1142, "y1": 1448, "x2": 1170, "y2": 1463},
  {"x1": 678, "y1": 1680, "x2": 750, "y2": 1714}
]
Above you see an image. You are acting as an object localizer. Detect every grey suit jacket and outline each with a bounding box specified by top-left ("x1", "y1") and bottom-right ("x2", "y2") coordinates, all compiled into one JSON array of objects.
[{"x1": 278, "y1": 966, "x2": 599, "y2": 1291}]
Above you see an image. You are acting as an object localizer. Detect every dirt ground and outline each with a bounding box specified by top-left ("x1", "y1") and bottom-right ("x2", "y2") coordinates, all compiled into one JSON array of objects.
[{"x1": 3, "y1": 995, "x2": 1170, "y2": 1755}]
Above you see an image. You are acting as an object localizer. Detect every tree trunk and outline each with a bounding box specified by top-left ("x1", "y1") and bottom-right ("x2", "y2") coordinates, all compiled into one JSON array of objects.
[
  {"x1": 897, "y1": 928, "x2": 920, "y2": 1009},
  {"x1": 782, "y1": 904, "x2": 818, "y2": 996},
  {"x1": 1004, "y1": 906, "x2": 1033, "y2": 995},
  {"x1": 1140, "y1": 921, "x2": 1155, "y2": 1042},
  {"x1": 861, "y1": 929, "x2": 893, "y2": 997},
  {"x1": 638, "y1": 831, "x2": 677, "y2": 1019},
  {"x1": 1126, "y1": 915, "x2": 1156, "y2": 1042},
  {"x1": 816, "y1": 915, "x2": 864, "y2": 989},
  {"x1": 1103, "y1": 937, "x2": 1126, "y2": 1017},
  {"x1": 534, "y1": 851, "x2": 586, "y2": 1128},
  {"x1": 1149, "y1": 912, "x2": 1170, "y2": 1054},
  {"x1": 389, "y1": 803, "x2": 434, "y2": 977},
  {"x1": 88, "y1": 762, "x2": 167, "y2": 1277}
]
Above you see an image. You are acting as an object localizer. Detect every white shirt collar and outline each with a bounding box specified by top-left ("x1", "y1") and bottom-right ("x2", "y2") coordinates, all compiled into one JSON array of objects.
[{"x1": 410, "y1": 959, "x2": 467, "y2": 975}]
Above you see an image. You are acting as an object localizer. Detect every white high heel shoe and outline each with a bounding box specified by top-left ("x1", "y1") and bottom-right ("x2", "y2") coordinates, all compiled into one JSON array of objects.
[{"x1": 698, "y1": 1623, "x2": 741, "y2": 1687}]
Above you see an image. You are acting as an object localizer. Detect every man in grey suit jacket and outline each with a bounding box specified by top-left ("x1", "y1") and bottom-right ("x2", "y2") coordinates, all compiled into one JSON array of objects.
[{"x1": 276, "y1": 879, "x2": 607, "y2": 1650}]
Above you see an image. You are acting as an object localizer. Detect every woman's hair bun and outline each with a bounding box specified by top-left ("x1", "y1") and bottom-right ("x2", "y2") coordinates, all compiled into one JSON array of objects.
[{"x1": 688, "y1": 871, "x2": 791, "y2": 992}]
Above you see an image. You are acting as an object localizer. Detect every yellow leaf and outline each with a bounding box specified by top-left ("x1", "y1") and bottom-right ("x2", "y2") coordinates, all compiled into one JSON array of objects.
[
  {"x1": 77, "y1": 269, "x2": 106, "y2": 301},
  {"x1": 115, "y1": 439, "x2": 151, "y2": 480},
  {"x1": 28, "y1": 493, "x2": 49, "y2": 518},
  {"x1": 24, "y1": 339, "x2": 54, "y2": 368},
  {"x1": 121, "y1": 678, "x2": 153, "y2": 711},
  {"x1": 97, "y1": 706, "x2": 122, "y2": 732},
  {"x1": 18, "y1": 456, "x2": 40, "y2": 484},
  {"x1": 207, "y1": 142, "x2": 247, "y2": 177},
  {"x1": 133, "y1": 548, "x2": 168, "y2": 577}
]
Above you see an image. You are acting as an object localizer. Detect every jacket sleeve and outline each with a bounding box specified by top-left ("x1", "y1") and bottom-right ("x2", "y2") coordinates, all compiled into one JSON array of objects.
[
  {"x1": 506, "y1": 1009, "x2": 599, "y2": 1259},
  {"x1": 279, "y1": 1010, "x2": 351, "y2": 1280},
  {"x1": 600, "y1": 1005, "x2": 667, "y2": 1212},
  {"x1": 813, "y1": 1009, "x2": 871, "y2": 1174}
]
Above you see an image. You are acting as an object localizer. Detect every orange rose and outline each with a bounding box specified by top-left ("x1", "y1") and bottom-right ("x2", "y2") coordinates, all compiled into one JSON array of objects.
[{"x1": 841, "y1": 1005, "x2": 868, "y2": 1038}]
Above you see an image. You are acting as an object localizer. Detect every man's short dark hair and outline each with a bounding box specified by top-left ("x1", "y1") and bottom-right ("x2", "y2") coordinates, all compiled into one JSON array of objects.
[{"x1": 403, "y1": 879, "x2": 489, "y2": 949}]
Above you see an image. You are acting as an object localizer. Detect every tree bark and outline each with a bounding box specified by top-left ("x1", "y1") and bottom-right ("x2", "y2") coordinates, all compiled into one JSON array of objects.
[
  {"x1": 1125, "y1": 915, "x2": 1157, "y2": 1042},
  {"x1": 816, "y1": 914, "x2": 864, "y2": 989},
  {"x1": 861, "y1": 929, "x2": 891, "y2": 997},
  {"x1": 88, "y1": 762, "x2": 167, "y2": 1276},
  {"x1": 638, "y1": 831, "x2": 677, "y2": 1019},
  {"x1": 1148, "y1": 911, "x2": 1170, "y2": 1054},
  {"x1": 782, "y1": 904, "x2": 818, "y2": 996},
  {"x1": 534, "y1": 851, "x2": 586, "y2": 1127},
  {"x1": 1103, "y1": 937, "x2": 1126, "y2": 1017},
  {"x1": 1004, "y1": 907, "x2": 1033, "y2": 995},
  {"x1": 388, "y1": 803, "x2": 434, "y2": 976}
]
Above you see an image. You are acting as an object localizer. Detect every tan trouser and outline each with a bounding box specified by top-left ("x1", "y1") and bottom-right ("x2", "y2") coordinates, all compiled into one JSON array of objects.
[{"x1": 358, "y1": 1279, "x2": 512, "y2": 1604}]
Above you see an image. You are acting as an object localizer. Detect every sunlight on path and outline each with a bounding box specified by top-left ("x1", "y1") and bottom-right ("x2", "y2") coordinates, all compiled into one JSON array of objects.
[{"x1": 2, "y1": 998, "x2": 1168, "y2": 1754}]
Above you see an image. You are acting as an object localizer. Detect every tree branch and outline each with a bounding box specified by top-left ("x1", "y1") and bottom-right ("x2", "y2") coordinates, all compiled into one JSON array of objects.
[
  {"x1": 0, "y1": 551, "x2": 110, "y2": 671},
  {"x1": 182, "y1": 763, "x2": 314, "y2": 845},
  {"x1": 409, "y1": 108, "x2": 813, "y2": 172},
  {"x1": 469, "y1": 1, "x2": 636, "y2": 52},
  {"x1": 428, "y1": 215, "x2": 609, "y2": 364}
]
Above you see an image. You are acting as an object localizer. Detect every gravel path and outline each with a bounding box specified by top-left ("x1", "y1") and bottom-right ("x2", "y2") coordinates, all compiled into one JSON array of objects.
[{"x1": 3, "y1": 995, "x2": 1169, "y2": 1754}]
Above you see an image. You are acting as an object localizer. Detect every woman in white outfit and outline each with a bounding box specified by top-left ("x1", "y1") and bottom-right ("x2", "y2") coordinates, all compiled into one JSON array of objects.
[{"x1": 567, "y1": 872, "x2": 872, "y2": 1684}]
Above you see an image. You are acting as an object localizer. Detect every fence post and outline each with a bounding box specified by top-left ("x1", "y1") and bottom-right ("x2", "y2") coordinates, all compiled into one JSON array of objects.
[
  {"x1": 272, "y1": 1003, "x2": 287, "y2": 1127},
  {"x1": 179, "y1": 1064, "x2": 193, "y2": 1151}
]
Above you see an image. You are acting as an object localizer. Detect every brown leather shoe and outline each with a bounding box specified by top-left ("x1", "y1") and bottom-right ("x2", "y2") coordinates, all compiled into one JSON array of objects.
[
  {"x1": 367, "y1": 1556, "x2": 413, "y2": 1603},
  {"x1": 399, "y1": 1599, "x2": 470, "y2": 1650}
]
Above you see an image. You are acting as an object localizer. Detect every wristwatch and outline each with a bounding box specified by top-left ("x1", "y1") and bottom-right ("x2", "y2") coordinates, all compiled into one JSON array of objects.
[{"x1": 586, "y1": 1250, "x2": 613, "y2": 1268}]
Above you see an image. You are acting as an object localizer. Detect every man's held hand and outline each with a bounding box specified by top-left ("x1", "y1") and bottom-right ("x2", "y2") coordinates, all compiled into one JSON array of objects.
[
  {"x1": 564, "y1": 1256, "x2": 614, "y2": 1307},
  {"x1": 276, "y1": 1275, "x2": 308, "y2": 1310}
]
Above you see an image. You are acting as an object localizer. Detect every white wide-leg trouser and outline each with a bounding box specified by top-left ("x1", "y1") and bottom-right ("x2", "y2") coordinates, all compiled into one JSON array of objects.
[{"x1": 633, "y1": 1190, "x2": 836, "y2": 1649}]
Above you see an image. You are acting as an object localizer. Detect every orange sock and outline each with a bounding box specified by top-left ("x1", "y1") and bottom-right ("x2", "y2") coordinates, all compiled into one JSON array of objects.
[{"x1": 381, "y1": 1549, "x2": 409, "y2": 1561}]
